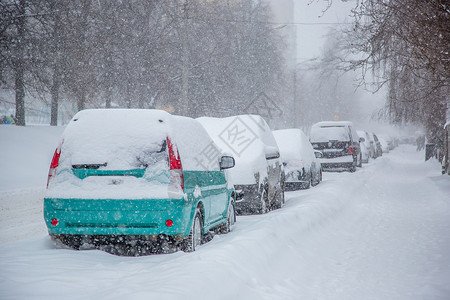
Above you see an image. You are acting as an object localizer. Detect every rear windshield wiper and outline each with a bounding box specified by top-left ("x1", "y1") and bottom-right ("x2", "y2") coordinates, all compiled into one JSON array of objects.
[{"x1": 72, "y1": 163, "x2": 107, "y2": 169}]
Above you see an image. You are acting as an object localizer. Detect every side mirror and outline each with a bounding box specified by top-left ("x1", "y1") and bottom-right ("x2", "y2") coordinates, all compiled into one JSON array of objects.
[
  {"x1": 219, "y1": 156, "x2": 235, "y2": 170},
  {"x1": 359, "y1": 137, "x2": 365, "y2": 143},
  {"x1": 314, "y1": 150, "x2": 323, "y2": 158},
  {"x1": 265, "y1": 151, "x2": 280, "y2": 160}
]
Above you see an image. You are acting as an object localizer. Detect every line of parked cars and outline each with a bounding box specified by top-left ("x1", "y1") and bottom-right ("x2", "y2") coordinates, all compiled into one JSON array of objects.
[
  {"x1": 309, "y1": 120, "x2": 396, "y2": 172},
  {"x1": 44, "y1": 109, "x2": 327, "y2": 255}
]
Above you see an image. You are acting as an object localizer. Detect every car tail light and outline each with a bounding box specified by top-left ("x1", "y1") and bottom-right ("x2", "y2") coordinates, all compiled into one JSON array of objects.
[
  {"x1": 167, "y1": 137, "x2": 184, "y2": 191},
  {"x1": 348, "y1": 145, "x2": 354, "y2": 155},
  {"x1": 47, "y1": 139, "x2": 63, "y2": 188}
]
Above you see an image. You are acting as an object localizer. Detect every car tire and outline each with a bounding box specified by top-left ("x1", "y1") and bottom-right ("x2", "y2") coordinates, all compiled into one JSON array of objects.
[
  {"x1": 310, "y1": 171, "x2": 315, "y2": 186},
  {"x1": 181, "y1": 209, "x2": 202, "y2": 252},
  {"x1": 273, "y1": 173, "x2": 285, "y2": 209},
  {"x1": 259, "y1": 184, "x2": 269, "y2": 214},
  {"x1": 220, "y1": 201, "x2": 235, "y2": 234},
  {"x1": 357, "y1": 153, "x2": 362, "y2": 167},
  {"x1": 302, "y1": 173, "x2": 311, "y2": 189},
  {"x1": 311, "y1": 170, "x2": 320, "y2": 187},
  {"x1": 272, "y1": 187, "x2": 283, "y2": 210}
]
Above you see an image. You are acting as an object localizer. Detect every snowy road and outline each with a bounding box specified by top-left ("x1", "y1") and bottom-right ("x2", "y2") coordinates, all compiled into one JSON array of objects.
[{"x1": 1, "y1": 141, "x2": 450, "y2": 299}]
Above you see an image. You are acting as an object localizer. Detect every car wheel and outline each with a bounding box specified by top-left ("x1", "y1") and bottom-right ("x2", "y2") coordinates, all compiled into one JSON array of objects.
[
  {"x1": 181, "y1": 209, "x2": 202, "y2": 252},
  {"x1": 311, "y1": 170, "x2": 320, "y2": 187},
  {"x1": 219, "y1": 201, "x2": 235, "y2": 234},
  {"x1": 272, "y1": 187, "x2": 283, "y2": 210},
  {"x1": 302, "y1": 173, "x2": 311, "y2": 189},
  {"x1": 54, "y1": 235, "x2": 83, "y2": 250},
  {"x1": 273, "y1": 172, "x2": 285, "y2": 209},
  {"x1": 259, "y1": 184, "x2": 269, "y2": 214}
]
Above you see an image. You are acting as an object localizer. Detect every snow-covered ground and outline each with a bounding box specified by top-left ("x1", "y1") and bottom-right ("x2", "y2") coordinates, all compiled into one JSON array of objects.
[{"x1": 1, "y1": 125, "x2": 450, "y2": 300}]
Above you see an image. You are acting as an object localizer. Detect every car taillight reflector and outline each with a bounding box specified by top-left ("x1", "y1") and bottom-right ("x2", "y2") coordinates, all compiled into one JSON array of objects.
[
  {"x1": 348, "y1": 145, "x2": 354, "y2": 155},
  {"x1": 165, "y1": 219, "x2": 173, "y2": 227},
  {"x1": 47, "y1": 140, "x2": 63, "y2": 188},
  {"x1": 167, "y1": 137, "x2": 184, "y2": 191},
  {"x1": 51, "y1": 218, "x2": 59, "y2": 226}
]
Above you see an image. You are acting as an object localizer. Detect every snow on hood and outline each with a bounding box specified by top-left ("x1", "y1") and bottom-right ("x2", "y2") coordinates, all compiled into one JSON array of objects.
[{"x1": 197, "y1": 115, "x2": 278, "y2": 185}]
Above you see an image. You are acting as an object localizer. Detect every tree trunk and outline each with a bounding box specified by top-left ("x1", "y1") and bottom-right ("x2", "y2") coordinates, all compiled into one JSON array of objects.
[
  {"x1": 50, "y1": 69, "x2": 60, "y2": 126},
  {"x1": 15, "y1": 69, "x2": 25, "y2": 126},
  {"x1": 14, "y1": 0, "x2": 26, "y2": 126},
  {"x1": 180, "y1": 1, "x2": 190, "y2": 116},
  {"x1": 50, "y1": 2, "x2": 61, "y2": 126},
  {"x1": 78, "y1": 90, "x2": 86, "y2": 111}
]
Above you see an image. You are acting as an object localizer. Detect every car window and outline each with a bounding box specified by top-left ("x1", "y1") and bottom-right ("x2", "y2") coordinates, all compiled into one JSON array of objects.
[{"x1": 310, "y1": 126, "x2": 350, "y2": 142}]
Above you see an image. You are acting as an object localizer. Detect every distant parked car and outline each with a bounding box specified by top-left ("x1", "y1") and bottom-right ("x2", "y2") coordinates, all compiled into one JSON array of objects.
[
  {"x1": 366, "y1": 133, "x2": 378, "y2": 159},
  {"x1": 378, "y1": 137, "x2": 390, "y2": 153},
  {"x1": 356, "y1": 130, "x2": 371, "y2": 164},
  {"x1": 197, "y1": 115, "x2": 284, "y2": 215},
  {"x1": 379, "y1": 134, "x2": 395, "y2": 151},
  {"x1": 273, "y1": 128, "x2": 322, "y2": 190},
  {"x1": 310, "y1": 121, "x2": 362, "y2": 172},
  {"x1": 372, "y1": 133, "x2": 383, "y2": 157},
  {"x1": 44, "y1": 109, "x2": 236, "y2": 254},
  {"x1": 399, "y1": 135, "x2": 415, "y2": 145}
]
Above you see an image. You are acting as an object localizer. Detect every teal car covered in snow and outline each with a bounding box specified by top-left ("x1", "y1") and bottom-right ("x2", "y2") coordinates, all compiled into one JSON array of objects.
[{"x1": 44, "y1": 109, "x2": 236, "y2": 254}]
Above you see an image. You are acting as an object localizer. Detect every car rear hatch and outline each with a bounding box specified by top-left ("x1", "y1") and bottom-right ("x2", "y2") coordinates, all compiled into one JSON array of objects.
[
  {"x1": 310, "y1": 125, "x2": 352, "y2": 158},
  {"x1": 311, "y1": 141, "x2": 352, "y2": 158},
  {"x1": 44, "y1": 110, "x2": 191, "y2": 235}
]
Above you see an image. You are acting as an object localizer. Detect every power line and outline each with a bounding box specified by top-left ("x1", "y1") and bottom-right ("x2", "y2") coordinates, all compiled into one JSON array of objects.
[{"x1": 187, "y1": 16, "x2": 353, "y2": 26}]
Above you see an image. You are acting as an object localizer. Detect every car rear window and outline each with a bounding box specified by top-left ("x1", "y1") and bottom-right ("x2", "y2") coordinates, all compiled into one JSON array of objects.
[
  {"x1": 310, "y1": 126, "x2": 350, "y2": 142},
  {"x1": 59, "y1": 109, "x2": 170, "y2": 171}
]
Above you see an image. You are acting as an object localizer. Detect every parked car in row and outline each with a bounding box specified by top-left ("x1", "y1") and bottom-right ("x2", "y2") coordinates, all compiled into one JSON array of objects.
[
  {"x1": 49, "y1": 110, "x2": 383, "y2": 255},
  {"x1": 310, "y1": 121, "x2": 362, "y2": 172},
  {"x1": 356, "y1": 130, "x2": 371, "y2": 164},
  {"x1": 378, "y1": 137, "x2": 390, "y2": 153},
  {"x1": 273, "y1": 129, "x2": 322, "y2": 190},
  {"x1": 44, "y1": 109, "x2": 237, "y2": 254},
  {"x1": 378, "y1": 134, "x2": 395, "y2": 151},
  {"x1": 371, "y1": 133, "x2": 383, "y2": 157},
  {"x1": 197, "y1": 115, "x2": 285, "y2": 215}
]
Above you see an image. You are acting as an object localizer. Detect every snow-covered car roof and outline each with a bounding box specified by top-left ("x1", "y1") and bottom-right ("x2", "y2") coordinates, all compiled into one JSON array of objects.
[
  {"x1": 310, "y1": 125, "x2": 350, "y2": 142},
  {"x1": 273, "y1": 128, "x2": 315, "y2": 166},
  {"x1": 197, "y1": 115, "x2": 278, "y2": 184},
  {"x1": 313, "y1": 121, "x2": 354, "y2": 128},
  {"x1": 59, "y1": 109, "x2": 220, "y2": 172}
]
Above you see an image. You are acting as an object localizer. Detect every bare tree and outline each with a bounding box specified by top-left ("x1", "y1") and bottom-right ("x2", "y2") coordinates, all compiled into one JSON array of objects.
[{"x1": 342, "y1": 0, "x2": 449, "y2": 143}]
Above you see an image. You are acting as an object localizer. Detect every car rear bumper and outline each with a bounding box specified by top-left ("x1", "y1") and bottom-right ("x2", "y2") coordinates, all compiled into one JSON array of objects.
[
  {"x1": 44, "y1": 197, "x2": 192, "y2": 237},
  {"x1": 319, "y1": 155, "x2": 354, "y2": 171},
  {"x1": 285, "y1": 181, "x2": 309, "y2": 190}
]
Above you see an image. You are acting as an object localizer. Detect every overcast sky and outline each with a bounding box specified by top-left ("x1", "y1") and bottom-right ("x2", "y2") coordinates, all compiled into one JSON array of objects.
[
  {"x1": 295, "y1": 0, "x2": 355, "y2": 61},
  {"x1": 293, "y1": 0, "x2": 390, "y2": 131}
]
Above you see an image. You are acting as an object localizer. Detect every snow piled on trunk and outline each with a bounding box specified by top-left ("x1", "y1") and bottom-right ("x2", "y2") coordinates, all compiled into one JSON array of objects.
[{"x1": 1, "y1": 125, "x2": 450, "y2": 300}]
